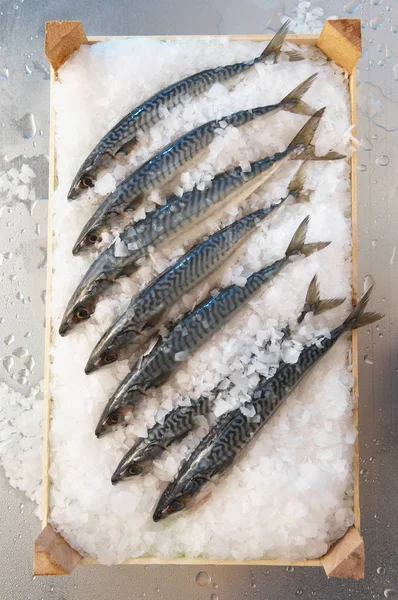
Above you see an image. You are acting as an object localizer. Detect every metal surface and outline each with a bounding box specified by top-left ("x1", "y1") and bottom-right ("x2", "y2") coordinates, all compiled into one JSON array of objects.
[{"x1": 0, "y1": 0, "x2": 396, "y2": 598}]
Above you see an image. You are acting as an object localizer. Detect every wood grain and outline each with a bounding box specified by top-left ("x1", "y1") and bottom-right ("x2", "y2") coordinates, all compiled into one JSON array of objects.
[
  {"x1": 41, "y1": 20, "x2": 362, "y2": 576},
  {"x1": 45, "y1": 21, "x2": 88, "y2": 73},
  {"x1": 317, "y1": 19, "x2": 362, "y2": 73},
  {"x1": 34, "y1": 525, "x2": 82, "y2": 575}
]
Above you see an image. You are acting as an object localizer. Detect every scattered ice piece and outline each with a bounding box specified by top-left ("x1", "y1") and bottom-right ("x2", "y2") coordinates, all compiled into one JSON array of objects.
[{"x1": 94, "y1": 173, "x2": 116, "y2": 196}]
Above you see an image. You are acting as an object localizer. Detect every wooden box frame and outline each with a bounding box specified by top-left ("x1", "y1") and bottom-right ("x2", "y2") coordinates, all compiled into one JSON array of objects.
[{"x1": 36, "y1": 19, "x2": 363, "y2": 578}]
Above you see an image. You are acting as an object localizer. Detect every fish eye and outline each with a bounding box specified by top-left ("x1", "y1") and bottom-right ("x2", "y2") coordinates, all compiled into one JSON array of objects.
[
  {"x1": 107, "y1": 411, "x2": 120, "y2": 425},
  {"x1": 170, "y1": 499, "x2": 185, "y2": 513},
  {"x1": 127, "y1": 463, "x2": 142, "y2": 476},
  {"x1": 76, "y1": 307, "x2": 90, "y2": 320},
  {"x1": 88, "y1": 233, "x2": 99, "y2": 244},
  {"x1": 104, "y1": 352, "x2": 117, "y2": 364},
  {"x1": 82, "y1": 176, "x2": 94, "y2": 188}
]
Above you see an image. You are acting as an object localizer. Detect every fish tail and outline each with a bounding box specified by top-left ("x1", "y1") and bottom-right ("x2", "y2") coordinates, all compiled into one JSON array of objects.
[
  {"x1": 285, "y1": 217, "x2": 331, "y2": 258},
  {"x1": 297, "y1": 274, "x2": 346, "y2": 323},
  {"x1": 260, "y1": 21, "x2": 290, "y2": 61},
  {"x1": 260, "y1": 21, "x2": 305, "y2": 63},
  {"x1": 287, "y1": 107, "x2": 346, "y2": 161},
  {"x1": 342, "y1": 286, "x2": 383, "y2": 331},
  {"x1": 282, "y1": 74, "x2": 317, "y2": 116},
  {"x1": 287, "y1": 159, "x2": 311, "y2": 203}
]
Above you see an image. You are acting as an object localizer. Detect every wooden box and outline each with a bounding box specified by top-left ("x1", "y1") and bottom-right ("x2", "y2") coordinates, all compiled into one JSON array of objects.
[{"x1": 36, "y1": 19, "x2": 363, "y2": 579}]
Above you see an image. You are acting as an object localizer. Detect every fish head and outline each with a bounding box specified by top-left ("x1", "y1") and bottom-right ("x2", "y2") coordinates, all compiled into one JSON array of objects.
[
  {"x1": 59, "y1": 259, "x2": 109, "y2": 336},
  {"x1": 95, "y1": 386, "x2": 142, "y2": 438},
  {"x1": 85, "y1": 310, "x2": 141, "y2": 374},
  {"x1": 58, "y1": 294, "x2": 96, "y2": 336},
  {"x1": 67, "y1": 172, "x2": 95, "y2": 201},
  {"x1": 72, "y1": 223, "x2": 105, "y2": 255},
  {"x1": 153, "y1": 473, "x2": 208, "y2": 522},
  {"x1": 111, "y1": 441, "x2": 160, "y2": 484}
]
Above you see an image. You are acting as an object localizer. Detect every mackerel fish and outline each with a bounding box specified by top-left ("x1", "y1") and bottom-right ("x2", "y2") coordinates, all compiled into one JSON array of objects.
[
  {"x1": 94, "y1": 215, "x2": 331, "y2": 437},
  {"x1": 110, "y1": 275, "x2": 344, "y2": 483},
  {"x1": 153, "y1": 286, "x2": 382, "y2": 521},
  {"x1": 59, "y1": 108, "x2": 337, "y2": 335},
  {"x1": 85, "y1": 162, "x2": 309, "y2": 373},
  {"x1": 68, "y1": 22, "x2": 299, "y2": 201},
  {"x1": 72, "y1": 74, "x2": 318, "y2": 254}
]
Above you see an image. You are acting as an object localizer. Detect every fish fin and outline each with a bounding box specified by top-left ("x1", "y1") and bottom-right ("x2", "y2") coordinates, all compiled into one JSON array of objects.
[
  {"x1": 315, "y1": 297, "x2": 346, "y2": 315},
  {"x1": 297, "y1": 274, "x2": 345, "y2": 323},
  {"x1": 287, "y1": 108, "x2": 325, "y2": 157},
  {"x1": 285, "y1": 49, "x2": 305, "y2": 61},
  {"x1": 293, "y1": 147, "x2": 346, "y2": 161},
  {"x1": 285, "y1": 218, "x2": 331, "y2": 259},
  {"x1": 260, "y1": 21, "x2": 290, "y2": 61},
  {"x1": 282, "y1": 74, "x2": 317, "y2": 116},
  {"x1": 287, "y1": 159, "x2": 311, "y2": 203},
  {"x1": 285, "y1": 216, "x2": 309, "y2": 257},
  {"x1": 115, "y1": 137, "x2": 138, "y2": 157},
  {"x1": 300, "y1": 241, "x2": 331, "y2": 257},
  {"x1": 342, "y1": 286, "x2": 383, "y2": 331}
]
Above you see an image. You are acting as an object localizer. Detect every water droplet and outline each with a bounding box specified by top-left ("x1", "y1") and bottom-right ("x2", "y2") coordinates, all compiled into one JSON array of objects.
[
  {"x1": 362, "y1": 19, "x2": 369, "y2": 28},
  {"x1": 377, "y1": 43, "x2": 384, "y2": 52},
  {"x1": 35, "y1": 223, "x2": 41, "y2": 235},
  {"x1": 213, "y1": 583, "x2": 219, "y2": 589},
  {"x1": 4, "y1": 334, "x2": 15, "y2": 345},
  {"x1": 344, "y1": 0, "x2": 361, "y2": 13},
  {"x1": 210, "y1": 595, "x2": 218, "y2": 600},
  {"x1": 196, "y1": 571, "x2": 211, "y2": 586},
  {"x1": 9, "y1": 274, "x2": 16, "y2": 281},
  {"x1": 393, "y1": 64, "x2": 398, "y2": 80},
  {"x1": 251, "y1": 583, "x2": 257, "y2": 589},
  {"x1": 16, "y1": 291, "x2": 26, "y2": 303},
  {"x1": 41, "y1": 290, "x2": 46, "y2": 304},
  {"x1": 287, "y1": 566, "x2": 295, "y2": 572},
  {"x1": 0, "y1": 318, "x2": 4, "y2": 324},
  {"x1": 49, "y1": 586, "x2": 54, "y2": 592},
  {"x1": 364, "y1": 355, "x2": 374, "y2": 365},
  {"x1": 358, "y1": 164, "x2": 367, "y2": 172},
  {"x1": 13, "y1": 346, "x2": 29, "y2": 358},
  {"x1": 360, "y1": 468, "x2": 370, "y2": 477},
  {"x1": 385, "y1": 46, "x2": 393, "y2": 59},
  {"x1": 391, "y1": 25, "x2": 398, "y2": 33},
  {"x1": 25, "y1": 355, "x2": 35, "y2": 372},
  {"x1": 372, "y1": 239, "x2": 378, "y2": 247},
  {"x1": 369, "y1": 456, "x2": 375, "y2": 462},
  {"x1": 3, "y1": 356, "x2": 14, "y2": 373},
  {"x1": 24, "y1": 64, "x2": 32, "y2": 75},
  {"x1": 371, "y1": 0, "x2": 382, "y2": 4},
  {"x1": 371, "y1": 15, "x2": 384, "y2": 29},
  {"x1": 373, "y1": 438, "x2": 380, "y2": 444},
  {"x1": 386, "y1": 4, "x2": 392, "y2": 10},
  {"x1": 369, "y1": 59, "x2": 375, "y2": 67},
  {"x1": 0, "y1": 66, "x2": 9, "y2": 80},
  {"x1": 377, "y1": 566, "x2": 386, "y2": 575},
  {"x1": 3, "y1": 252, "x2": 13, "y2": 259},
  {"x1": 296, "y1": 591, "x2": 303, "y2": 596},
  {"x1": 39, "y1": 129, "x2": 44, "y2": 137},
  {"x1": 384, "y1": 590, "x2": 397, "y2": 599},
  {"x1": 360, "y1": 135, "x2": 373, "y2": 151},
  {"x1": 378, "y1": 59, "x2": 386, "y2": 67},
  {"x1": 17, "y1": 112, "x2": 36, "y2": 139},
  {"x1": 24, "y1": 331, "x2": 31, "y2": 338}
]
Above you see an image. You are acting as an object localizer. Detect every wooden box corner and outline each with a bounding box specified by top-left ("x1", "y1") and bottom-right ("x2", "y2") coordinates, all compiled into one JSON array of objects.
[
  {"x1": 317, "y1": 19, "x2": 362, "y2": 73},
  {"x1": 45, "y1": 20, "x2": 88, "y2": 73},
  {"x1": 34, "y1": 525, "x2": 82, "y2": 576},
  {"x1": 321, "y1": 527, "x2": 364, "y2": 580}
]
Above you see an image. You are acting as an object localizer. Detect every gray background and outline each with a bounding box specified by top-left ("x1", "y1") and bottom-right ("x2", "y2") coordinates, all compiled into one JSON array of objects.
[{"x1": 0, "y1": 0, "x2": 397, "y2": 598}]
